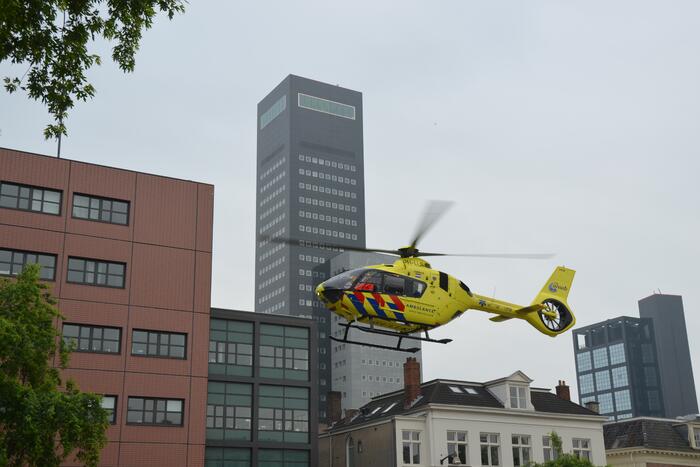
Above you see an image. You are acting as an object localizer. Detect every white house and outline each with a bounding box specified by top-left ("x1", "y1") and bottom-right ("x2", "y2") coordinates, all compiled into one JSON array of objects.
[{"x1": 319, "y1": 359, "x2": 607, "y2": 467}]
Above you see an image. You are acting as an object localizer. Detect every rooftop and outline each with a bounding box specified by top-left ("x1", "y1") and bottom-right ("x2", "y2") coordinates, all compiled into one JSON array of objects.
[
  {"x1": 329, "y1": 377, "x2": 599, "y2": 431},
  {"x1": 604, "y1": 417, "x2": 699, "y2": 452}
]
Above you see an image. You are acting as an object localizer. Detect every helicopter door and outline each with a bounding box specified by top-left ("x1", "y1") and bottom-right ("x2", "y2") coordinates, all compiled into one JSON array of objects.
[{"x1": 383, "y1": 274, "x2": 405, "y2": 295}]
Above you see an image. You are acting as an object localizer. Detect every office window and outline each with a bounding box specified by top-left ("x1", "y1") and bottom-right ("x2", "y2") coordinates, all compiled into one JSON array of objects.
[
  {"x1": 62, "y1": 324, "x2": 121, "y2": 353},
  {"x1": 643, "y1": 366, "x2": 657, "y2": 387},
  {"x1": 615, "y1": 389, "x2": 632, "y2": 412},
  {"x1": 572, "y1": 439, "x2": 591, "y2": 460},
  {"x1": 576, "y1": 352, "x2": 592, "y2": 371},
  {"x1": 72, "y1": 194, "x2": 129, "y2": 225},
  {"x1": 592, "y1": 348, "x2": 608, "y2": 368},
  {"x1": 0, "y1": 248, "x2": 56, "y2": 280},
  {"x1": 512, "y1": 435, "x2": 531, "y2": 466},
  {"x1": 609, "y1": 343, "x2": 625, "y2": 365},
  {"x1": 258, "y1": 385, "x2": 309, "y2": 443},
  {"x1": 131, "y1": 330, "x2": 186, "y2": 359},
  {"x1": 402, "y1": 430, "x2": 421, "y2": 465},
  {"x1": 298, "y1": 93, "x2": 356, "y2": 119},
  {"x1": 579, "y1": 374, "x2": 594, "y2": 394},
  {"x1": 510, "y1": 385, "x2": 527, "y2": 408},
  {"x1": 480, "y1": 433, "x2": 500, "y2": 466},
  {"x1": 126, "y1": 397, "x2": 183, "y2": 426},
  {"x1": 611, "y1": 366, "x2": 629, "y2": 388},
  {"x1": 102, "y1": 395, "x2": 117, "y2": 424},
  {"x1": 598, "y1": 393, "x2": 613, "y2": 414},
  {"x1": 595, "y1": 370, "x2": 611, "y2": 391},
  {"x1": 204, "y1": 447, "x2": 251, "y2": 467},
  {"x1": 543, "y1": 436, "x2": 559, "y2": 462},
  {"x1": 447, "y1": 431, "x2": 468, "y2": 465},
  {"x1": 209, "y1": 319, "x2": 253, "y2": 377},
  {"x1": 260, "y1": 95, "x2": 287, "y2": 130},
  {"x1": 258, "y1": 449, "x2": 309, "y2": 467},
  {"x1": 66, "y1": 257, "x2": 125, "y2": 288},
  {"x1": 648, "y1": 390, "x2": 661, "y2": 411},
  {"x1": 0, "y1": 181, "x2": 61, "y2": 215},
  {"x1": 206, "y1": 382, "x2": 252, "y2": 441},
  {"x1": 260, "y1": 324, "x2": 309, "y2": 381}
]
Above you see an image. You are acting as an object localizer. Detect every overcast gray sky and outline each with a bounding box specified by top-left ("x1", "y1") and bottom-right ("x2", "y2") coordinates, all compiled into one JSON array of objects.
[{"x1": 2, "y1": 1, "x2": 698, "y2": 405}]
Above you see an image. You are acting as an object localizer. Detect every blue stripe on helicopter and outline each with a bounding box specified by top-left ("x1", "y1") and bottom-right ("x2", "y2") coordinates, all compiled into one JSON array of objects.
[
  {"x1": 366, "y1": 297, "x2": 388, "y2": 318},
  {"x1": 348, "y1": 294, "x2": 368, "y2": 316},
  {"x1": 393, "y1": 311, "x2": 406, "y2": 322}
]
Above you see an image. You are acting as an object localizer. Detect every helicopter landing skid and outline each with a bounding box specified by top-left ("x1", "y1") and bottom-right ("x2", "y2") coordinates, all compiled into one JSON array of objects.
[{"x1": 330, "y1": 321, "x2": 452, "y2": 353}]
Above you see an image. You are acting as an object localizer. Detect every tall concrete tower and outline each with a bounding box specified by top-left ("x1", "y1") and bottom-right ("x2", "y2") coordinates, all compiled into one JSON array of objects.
[{"x1": 255, "y1": 75, "x2": 366, "y2": 420}]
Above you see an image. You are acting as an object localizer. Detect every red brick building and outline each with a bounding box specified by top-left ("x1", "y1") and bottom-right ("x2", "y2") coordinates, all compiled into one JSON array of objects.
[{"x1": 0, "y1": 147, "x2": 214, "y2": 466}]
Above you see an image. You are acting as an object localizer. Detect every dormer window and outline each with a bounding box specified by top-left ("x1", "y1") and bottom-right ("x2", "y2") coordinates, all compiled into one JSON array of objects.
[
  {"x1": 693, "y1": 427, "x2": 700, "y2": 448},
  {"x1": 510, "y1": 385, "x2": 528, "y2": 409}
]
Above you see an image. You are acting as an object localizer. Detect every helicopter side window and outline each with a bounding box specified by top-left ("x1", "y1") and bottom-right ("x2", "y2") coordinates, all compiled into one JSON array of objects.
[
  {"x1": 406, "y1": 279, "x2": 427, "y2": 298},
  {"x1": 383, "y1": 274, "x2": 405, "y2": 295},
  {"x1": 354, "y1": 270, "x2": 383, "y2": 292}
]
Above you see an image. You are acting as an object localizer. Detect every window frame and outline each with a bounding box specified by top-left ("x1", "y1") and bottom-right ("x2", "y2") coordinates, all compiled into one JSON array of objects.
[
  {"x1": 131, "y1": 329, "x2": 187, "y2": 360},
  {"x1": 66, "y1": 256, "x2": 126, "y2": 289},
  {"x1": 0, "y1": 247, "x2": 57, "y2": 281},
  {"x1": 479, "y1": 432, "x2": 500, "y2": 466},
  {"x1": 511, "y1": 434, "x2": 531, "y2": 466},
  {"x1": 542, "y1": 436, "x2": 559, "y2": 462},
  {"x1": 102, "y1": 395, "x2": 118, "y2": 424},
  {"x1": 126, "y1": 396, "x2": 184, "y2": 427},
  {"x1": 0, "y1": 181, "x2": 62, "y2": 216},
  {"x1": 71, "y1": 192, "x2": 130, "y2": 226},
  {"x1": 447, "y1": 430, "x2": 468, "y2": 465},
  {"x1": 62, "y1": 323, "x2": 122, "y2": 355},
  {"x1": 572, "y1": 438, "x2": 592, "y2": 460},
  {"x1": 509, "y1": 385, "x2": 528, "y2": 409},
  {"x1": 402, "y1": 430, "x2": 421, "y2": 465}
]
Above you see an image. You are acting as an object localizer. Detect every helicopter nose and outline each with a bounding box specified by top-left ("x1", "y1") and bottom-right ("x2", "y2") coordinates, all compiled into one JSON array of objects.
[{"x1": 316, "y1": 283, "x2": 343, "y2": 304}]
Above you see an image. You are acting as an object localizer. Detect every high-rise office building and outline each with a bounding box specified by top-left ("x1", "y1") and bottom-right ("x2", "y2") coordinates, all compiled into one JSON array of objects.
[
  {"x1": 573, "y1": 317, "x2": 663, "y2": 421},
  {"x1": 325, "y1": 252, "x2": 422, "y2": 412},
  {"x1": 572, "y1": 294, "x2": 698, "y2": 421},
  {"x1": 638, "y1": 294, "x2": 698, "y2": 418},
  {"x1": 255, "y1": 75, "x2": 366, "y2": 421}
]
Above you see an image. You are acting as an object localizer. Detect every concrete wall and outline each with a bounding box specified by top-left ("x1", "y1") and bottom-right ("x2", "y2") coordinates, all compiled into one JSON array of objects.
[{"x1": 319, "y1": 420, "x2": 394, "y2": 467}]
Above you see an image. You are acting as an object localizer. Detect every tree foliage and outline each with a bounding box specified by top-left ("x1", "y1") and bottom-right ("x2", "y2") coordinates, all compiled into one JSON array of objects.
[
  {"x1": 0, "y1": 265, "x2": 109, "y2": 467},
  {"x1": 0, "y1": 0, "x2": 184, "y2": 140}
]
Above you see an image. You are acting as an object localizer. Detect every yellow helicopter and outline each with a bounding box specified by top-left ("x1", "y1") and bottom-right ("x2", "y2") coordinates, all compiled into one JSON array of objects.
[{"x1": 311, "y1": 201, "x2": 577, "y2": 352}]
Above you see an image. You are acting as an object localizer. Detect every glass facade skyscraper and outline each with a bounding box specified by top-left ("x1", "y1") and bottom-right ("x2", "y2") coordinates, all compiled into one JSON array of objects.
[
  {"x1": 574, "y1": 317, "x2": 665, "y2": 421},
  {"x1": 255, "y1": 75, "x2": 366, "y2": 421}
]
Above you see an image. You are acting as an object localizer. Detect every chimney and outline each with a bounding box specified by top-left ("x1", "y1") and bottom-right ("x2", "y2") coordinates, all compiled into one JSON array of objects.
[
  {"x1": 555, "y1": 380, "x2": 570, "y2": 401},
  {"x1": 327, "y1": 391, "x2": 342, "y2": 424},
  {"x1": 585, "y1": 401, "x2": 600, "y2": 414},
  {"x1": 403, "y1": 357, "x2": 421, "y2": 408}
]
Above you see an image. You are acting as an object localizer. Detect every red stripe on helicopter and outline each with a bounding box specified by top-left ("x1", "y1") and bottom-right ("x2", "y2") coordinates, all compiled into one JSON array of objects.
[
  {"x1": 371, "y1": 293, "x2": 386, "y2": 307},
  {"x1": 388, "y1": 295, "x2": 405, "y2": 311},
  {"x1": 353, "y1": 291, "x2": 366, "y2": 302}
]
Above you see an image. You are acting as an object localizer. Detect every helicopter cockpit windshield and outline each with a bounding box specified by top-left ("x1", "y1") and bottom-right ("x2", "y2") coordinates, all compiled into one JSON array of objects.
[
  {"x1": 321, "y1": 268, "x2": 427, "y2": 298},
  {"x1": 322, "y1": 268, "x2": 365, "y2": 290}
]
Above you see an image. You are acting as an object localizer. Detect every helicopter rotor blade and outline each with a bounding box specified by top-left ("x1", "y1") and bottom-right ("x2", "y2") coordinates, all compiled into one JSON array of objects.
[
  {"x1": 409, "y1": 200, "x2": 454, "y2": 249},
  {"x1": 259, "y1": 235, "x2": 400, "y2": 256},
  {"x1": 416, "y1": 252, "x2": 556, "y2": 259}
]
